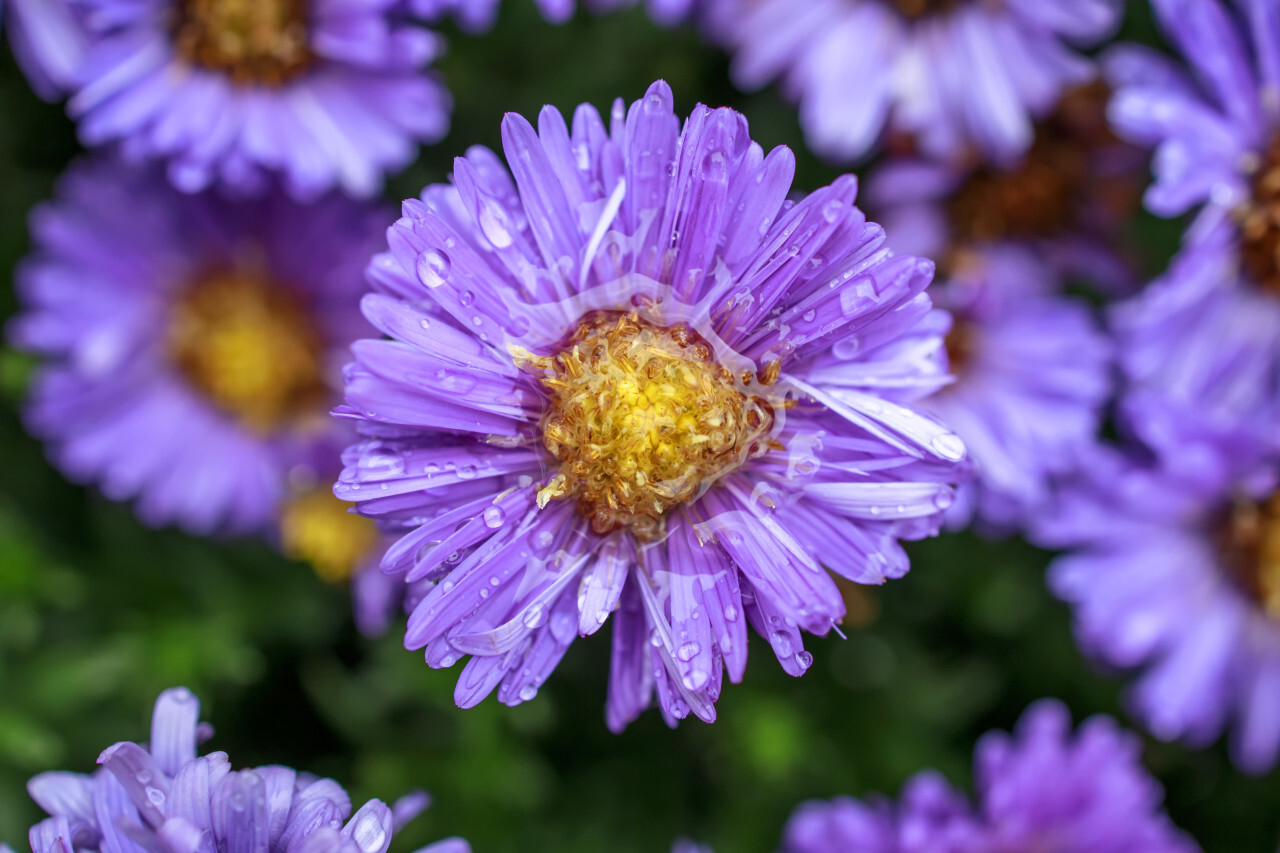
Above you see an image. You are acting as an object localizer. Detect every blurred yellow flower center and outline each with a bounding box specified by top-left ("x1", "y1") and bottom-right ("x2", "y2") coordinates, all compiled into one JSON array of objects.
[
  {"x1": 1240, "y1": 135, "x2": 1280, "y2": 295},
  {"x1": 175, "y1": 0, "x2": 313, "y2": 86},
  {"x1": 945, "y1": 83, "x2": 1137, "y2": 254},
  {"x1": 890, "y1": 0, "x2": 961, "y2": 17},
  {"x1": 281, "y1": 489, "x2": 379, "y2": 582},
  {"x1": 514, "y1": 312, "x2": 778, "y2": 541},
  {"x1": 1219, "y1": 492, "x2": 1280, "y2": 619},
  {"x1": 167, "y1": 266, "x2": 327, "y2": 432}
]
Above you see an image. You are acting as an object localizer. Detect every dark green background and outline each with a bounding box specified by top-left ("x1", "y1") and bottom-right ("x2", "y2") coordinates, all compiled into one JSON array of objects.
[{"x1": 0, "y1": 3, "x2": 1269, "y2": 851}]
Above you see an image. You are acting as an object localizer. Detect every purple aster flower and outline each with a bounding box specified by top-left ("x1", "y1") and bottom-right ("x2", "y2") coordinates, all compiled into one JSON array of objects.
[
  {"x1": 7, "y1": 158, "x2": 386, "y2": 537},
  {"x1": 782, "y1": 700, "x2": 1199, "y2": 853},
  {"x1": 65, "y1": 0, "x2": 451, "y2": 198},
  {"x1": 336, "y1": 79, "x2": 966, "y2": 730},
  {"x1": 3, "y1": 0, "x2": 87, "y2": 100},
  {"x1": 1112, "y1": 223, "x2": 1280, "y2": 480},
  {"x1": 404, "y1": 0, "x2": 693, "y2": 31},
  {"x1": 1105, "y1": 0, "x2": 1280, "y2": 463},
  {"x1": 1036, "y1": 443, "x2": 1280, "y2": 773},
  {"x1": 915, "y1": 246, "x2": 1111, "y2": 532},
  {"x1": 17, "y1": 687, "x2": 467, "y2": 853},
  {"x1": 869, "y1": 81, "x2": 1145, "y2": 294},
  {"x1": 703, "y1": 0, "x2": 1121, "y2": 164}
]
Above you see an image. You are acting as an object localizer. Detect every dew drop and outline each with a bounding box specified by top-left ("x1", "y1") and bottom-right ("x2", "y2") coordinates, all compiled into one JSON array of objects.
[
  {"x1": 795, "y1": 650, "x2": 814, "y2": 671},
  {"x1": 145, "y1": 787, "x2": 166, "y2": 807},
  {"x1": 458, "y1": 290, "x2": 475, "y2": 307},
  {"x1": 479, "y1": 200, "x2": 515, "y2": 248},
  {"x1": 416, "y1": 250, "x2": 450, "y2": 288},
  {"x1": 822, "y1": 198, "x2": 845, "y2": 223},
  {"x1": 929, "y1": 432, "x2": 966, "y2": 461},
  {"x1": 770, "y1": 630, "x2": 794, "y2": 658},
  {"x1": 522, "y1": 603, "x2": 548, "y2": 629},
  {"x1": 519, "y1": 684, "x2": 539, "y2": 702},
  {"x1": 682, "y1": 670, "x2": 709, "y2": 691},
  {"x1": 676, "y1": 641, "x2": 701, "y2": 662}
]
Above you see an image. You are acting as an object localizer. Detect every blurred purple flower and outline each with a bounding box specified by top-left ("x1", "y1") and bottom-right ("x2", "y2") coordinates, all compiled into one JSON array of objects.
[
  {"x1": 2, "y1": 0, "x2": 86, "y2": 100},
  {"x1": 1036, "y1": 445, "x2": 1280, "y2": 774},
  {"x1": 870, "y1": 81, "x2": 1145, "y2": 294},
  {"x1": 65, "y1": 0, "x2": 451, "y2": 198},
  {"x1": 783, "y1": 700, "x2": 1199, "y2": 853},
  {"x1": 7, "y1": 159, "x2": 385, "y2": 537},
  {"x1": 1112, "y1": 223, "x2": 1280, "y2": 482},
  {"x1": 336, "y1": 79, "x2": 966, "y2": 730},
  {"x1": 1106, "y1": 0, "x2": 1280, "y2": 462},
  {"x1": 18, "y1": 687, "x2": 466, "y2": 853},
  {"x1": 917, "y1": 246, "x2": 1111, "y2": 533},
  {"x1": 703, "y1": 0, "x2": 1121, "y2": 164},
  {"x1": 404, "y1": 0, "x2": 693, "y2": 30}
]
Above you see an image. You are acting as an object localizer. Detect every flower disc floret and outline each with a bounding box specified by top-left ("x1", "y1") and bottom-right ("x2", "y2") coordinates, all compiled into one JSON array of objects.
[
  {"x1": 167, "y1": 266, "x2": 328, "y2": 432},
  {"x1": 174, "y1": 0, "x2": 312, "y2": 86},
  {"x1": 519, "y1": 312, "x2": 778, "y2": 540}
]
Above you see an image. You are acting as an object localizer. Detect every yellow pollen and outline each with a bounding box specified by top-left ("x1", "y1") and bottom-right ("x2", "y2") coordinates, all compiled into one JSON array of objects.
[
  {"x1": 1219, "y1": 492, "x2": 1280, "y2": 619},
  {"x1": 167, "y1": 266, "x2": 328, "y2": 432},
  {"x1": 174, "y1": 0, "x2": 313, "y2": 86},
  {"x1": 1239, "y1": 134, "x2": 1280, "y2": 295},
  {"x1": 515, "y1": 312, "x2": 777, "y2": 541},
  {"x1": 281, "y1": 489, "x2": 379, "y2": 583}
]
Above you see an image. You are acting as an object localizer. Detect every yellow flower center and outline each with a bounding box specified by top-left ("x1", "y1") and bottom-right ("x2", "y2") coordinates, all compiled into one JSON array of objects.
[
  {"x1": 1239, "y1": 135, "x2": 1280, "y2": 295},
  {"x1": 944, "y1": 83, "x2": 1137, "y2": 255},
  {"x1": 174, "y1": 0, "x2": 313, "y2": 86},
  {"x1": 890, "y1": 0, "x2": 961, "y2": 18},
  {"x1": 514, "y1": 312, "x2": 779, "y2": 542},
  {"x1": 281, "y1": 488, "x2": 379, "y2": 582},
  {"x1": 1219, "y1": 492, "x2": 1280, "y2": 619},
  {"x1": 167, "y1": 266, "x2": 328, "y2": 432}
]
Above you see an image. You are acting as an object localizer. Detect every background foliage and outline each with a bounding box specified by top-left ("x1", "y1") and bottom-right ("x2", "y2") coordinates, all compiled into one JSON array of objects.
[{"x1": 0, "y1": 3, "x2": 1273, "y2": 851}]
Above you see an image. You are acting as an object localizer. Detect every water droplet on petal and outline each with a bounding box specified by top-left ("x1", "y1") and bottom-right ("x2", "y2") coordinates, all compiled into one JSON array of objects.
[
  {"x1": 518, "y1": 684, "x2": 538, "y2": 702},
  {"x1": 479, "y1": 200, "x2": 515, "y2": 249},
  {"x1": 522, "y1": 603, "x2": 548, "y2": 629},
  {"x1": 677, "y1": 641, "x2": 701, "y2": 662},
  {"x1": 930, "y1": 432, "x2": 966, "y2": 461},
  {"x1": 416, "y1": 250, "x2": 450, "y2": 288},
  {"x1": 682, "y1": 670, "x2": 709, "y2": 691},
  {"x1": 770, "y1": 630, "x2": 794, "y2": 658}
]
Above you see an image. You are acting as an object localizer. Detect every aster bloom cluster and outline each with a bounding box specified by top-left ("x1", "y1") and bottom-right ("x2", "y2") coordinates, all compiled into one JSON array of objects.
[
  {"x1": 336, "y1": 79, "x2": 966, "y2": 728},
  {"x1": 1030, "y1": 0, "x2": 1280, "y2": 774},
  {"x1": 61, "y1": 0, "x2": 450, "y2": 198},
  {"x1": 7, "y1": 158, "x2": 386, "y2": 590},
  {"x1": 782, "y1": 701, "x2": 1198, "y2": 853},
  {"x1": 12, "y1": 688, "x2": 466, "y2": 853},
  {"x1": 703, "y1": 0, "x2": 1123, "y2": 164}
]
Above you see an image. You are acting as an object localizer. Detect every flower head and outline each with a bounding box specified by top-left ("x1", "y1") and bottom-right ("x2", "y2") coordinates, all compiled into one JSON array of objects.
[
  {"x1": 18, "y1": 688, "x2": 466, "y2": 853},
  {"x1": 65, "y1": 0, "x2": 451, "y2": 198},
  {"x1": 916, "y1": 246, "x2": 1111, "y2": 532},
  {"x1": 1036, "y1": 443, "x2": 1280, "y2": 773},
  {"x1": 782, "y1": 700, "x2": 1199, "y2": 853},
  {"x1": 8, "y1": 159, "x2": 385, "y2": 537},
  {"x1": 3, "y1": 0, "x2": 86, "y2": 100},
  {"x1": 1106, "y1": 0, "x2": 1280, "y2": 462},
  {"x1": 337, "y1": 80, "x2": 966, "y2": 729},
  {"x1": 870, "y1": 81, "x2": 1145, "y2": 293},
  {"x1": 703, "y1": 0, "x2": 1121, "y2": 163}
]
